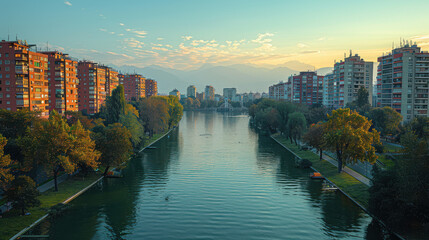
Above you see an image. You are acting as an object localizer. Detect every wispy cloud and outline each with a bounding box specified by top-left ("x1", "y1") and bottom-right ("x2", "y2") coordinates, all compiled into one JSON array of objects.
[
  {"x1": 182, "y1": 36, "x2": 193, "y2": 41},
  {"x1": 251, "y1": 33, "x2": 274, "y2": 44},
  {"x1": 297, "y1": 43, "x2": 308, "y2": 48},
  {"x1": 119, "y1": 23, "x2": 125, "y2": 26},
  {"x1": 64, "y1": 1, "x2": 72, "y2": 6},
  {"x1": 157, "y1": 38, "x2": 164, "y2": 40}
]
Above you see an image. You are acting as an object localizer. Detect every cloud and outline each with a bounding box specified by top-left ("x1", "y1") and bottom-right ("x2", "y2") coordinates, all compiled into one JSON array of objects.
[
  {"x1": 99, "y1": 28, "x2": 107, "y2": 32},
  {"x1": 152, "y1": 47, "x2": 169, "y2": 51},
  {"x1": 251, "y1": 33, "x2": 274, "y2": 44},
  {"x1": 317, "y1": 37, "x2": 326, "y2": 41},
  {"x1": 297, "y1": 43, "x2": 308, "y2": 48},
  {"x1": 119, "y1": 23, "x2": 125, "y2": 26},
  {"x1": 182, "y1": 36, "x2": 193, "y2": 41},
  {"x1": 157, "y1": 38, "x2": 164, "y2": 40},
  {"x1": 64, "y1": 1, "x2": 72, "y2": 6},
  {"x1": 299, "y1": 50, "x2": 320, "y2": 54}
]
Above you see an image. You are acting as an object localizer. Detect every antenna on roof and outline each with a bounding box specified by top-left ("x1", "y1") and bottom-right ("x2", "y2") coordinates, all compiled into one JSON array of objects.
[
  {"x1": 349, "y1": 49, "x2": 352, "y2": 57},
  {"x1": 15, "y1": 34, "x2": 18, "y2": 41},
  {"x1": 46, "y1": 41, "x2": 49, "y2": 51}
]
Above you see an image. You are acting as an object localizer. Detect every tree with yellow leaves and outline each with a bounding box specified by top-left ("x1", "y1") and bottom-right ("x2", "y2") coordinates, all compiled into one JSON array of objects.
[
  {"x1": 0, "y1": 133, "x2": 15, "y2": 190},
  {"x1": 20, "y1": 111, "x2": 100, "y2": 191},
  {"x1": 323, "y1": 108, "x2": 381, "y2": 173}
]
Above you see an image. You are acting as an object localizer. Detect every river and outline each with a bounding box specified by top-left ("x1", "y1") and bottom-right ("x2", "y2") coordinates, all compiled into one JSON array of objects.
[{"x1": 30, "y1": 111, "x2": 386, "y2": 239}]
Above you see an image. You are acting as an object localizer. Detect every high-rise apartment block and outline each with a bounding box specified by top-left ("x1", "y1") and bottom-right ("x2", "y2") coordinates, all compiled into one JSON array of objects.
[
  {"x1": 288, "y1": 71, "x2": 324, "y2": 105},
  {"x1": 377, "y1": 43, "x2": 429, "y2": 121},
  {"x1": 269, "y1": 82, "x2": 290, "y2": 101},
  {"x1": 42, "y1": 51, "x2": 78, "y2": 113},
  {"x1": 323, "y1": 73, "x2": 334, "y2": 108},
  {"x1": 77, "y1": 61, "x2": 107, "y2": 115},
  {"x1": 0, "y1": 40, "x2": 49, "y2": 116},
  {"x1": 122, "y1": 74, "x2": 145, "y2": 101},
  {"x1": 169, "y1": 89, "x2": 180, "y2": 99},
  {"x1": 330, "y1": 53, "x2": 373, "y2": 109},
  {"x1": 187, "y1": 85, "x2": 197, "y2": 98},
  {"x1": 223, "y1": 88, "x2": 237, "y2": 100},
  {"x1": 103, "y1": 66, "x2": 119, "y2": 96},
  {"x1": 145, "y1": 79, "x2": 157, "y2": 97},
  {"x1": 205, "y1": 85, "x2": 215, "y2": 100}
]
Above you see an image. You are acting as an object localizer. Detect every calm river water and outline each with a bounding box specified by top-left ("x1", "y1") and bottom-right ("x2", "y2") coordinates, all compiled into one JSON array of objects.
[{"x1": 31, "y1": 111, "x2": 387, "y2": 239}]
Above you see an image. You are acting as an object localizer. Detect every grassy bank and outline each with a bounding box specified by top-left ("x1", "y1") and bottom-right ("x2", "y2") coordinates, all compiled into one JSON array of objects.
[
  {"x1": 0, "y1": 129, "x2": 173, "y2": 240},
  {"x1": 272, "y1": 133, "x2": 370, "y2": 208},
  {"x1": 0, "y1": 173, "x2": 101, "y2": 240}
]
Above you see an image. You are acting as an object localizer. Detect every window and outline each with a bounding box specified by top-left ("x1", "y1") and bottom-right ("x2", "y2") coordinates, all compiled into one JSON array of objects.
[
  {"x1": 4, "y1": 60, "x2": 10, "y2": 64},
  {"x1": 5, "y1": 80, "x2": 10, "y2": 85},
  {"x1": 5, "y1": 67, "x2": 9, "y2": 71},
  {"x1": 5, "y1": 53, "x2": 8, "y2": 57},
  {"x1": 5, "y1": 74, "x2": 10, "y2": 78}
]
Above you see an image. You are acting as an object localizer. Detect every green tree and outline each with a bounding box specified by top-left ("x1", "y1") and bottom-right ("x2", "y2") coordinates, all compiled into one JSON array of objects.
[
  {"x1": 20, "y1": 111, "x2": 99, "y2": 191},
  {"x1": 303, "y1": 122, "x2": 325, "y2": 160},
  {"x1": 0, "y1": 134, "x2": 14, "y2": 190},
  {"x1": 69, "y1": 121, "x2": 101, "y2": 174},
  {"x1": 138, "y1": 97, "x2": 169, "y2": 136},
  {"x1": 323, "y1": 108, "x2": 380, "y2": 173},
  {"x1": 356, "y1": 86, "x2": 370, "y2": 108},
  {"x1": 104, "y1": 85, "x2": 126, "y2": 124},
  {"x1": 6, "y1": 176, "x2": 41, "y2": 215},
  {"x1": 286, "y1": 112, "x2": 307, "y2": 145},
  {"x1": 119, "y1": 112, "x2": 144, "y2": 147},
  {"x1": 369, "y1": 107, "x2": 402, "y2": 137},
  {"x1": 94, "y1": 123, "x2": 133, "y2": 176}
]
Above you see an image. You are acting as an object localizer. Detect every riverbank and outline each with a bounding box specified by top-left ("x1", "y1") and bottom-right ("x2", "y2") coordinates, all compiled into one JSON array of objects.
[
  {"x1": 0, "y1": 128, "x2": 175, "y2": 240},
  {"x1": 271, "y1": 133, "x2": 370, "y2": 207}
]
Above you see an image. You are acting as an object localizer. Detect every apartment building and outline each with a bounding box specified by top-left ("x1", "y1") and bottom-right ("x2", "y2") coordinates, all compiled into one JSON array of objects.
[
  {"x1": 169, "y1": 88, "x2": 180, "y2": 99},
  {"x1": 145, "y1": 79, "x2": 157, "y2": 97},
  {"x1": 223, "y1": 88, "x2": 237, "y2": 101},
  {"x1": 0, "y1": 40, "x2": 49, "y2": 116},
  {"x1": 288, "y1": 71, "x2": 324, "y2": 105},
  {"x1": 77, "y1": 61, "x2": 107, "y2": 114},
  {"x1": 268, "y1": 81, "x2": 290, "y2": 101},
  {"x1": 204, "y1": 85, "x2": 215, "y2": 100},
  {"x1": 42, "y1": 51, "x2": 78, "y2": 113},
  {"x1": 377, "y1": 42, "x2": 429, "y2": 121},
  {"x1": 331, "y1": 52, "x2": 373, "y2": 109},
  {"x1": 323, "y1": 73, "x2": 334, "y2": 108},
  {"x1": 187, "y1": 85, "x2": 197, "y2": 98},
  {"x1": 102, "y1": 66, "x2": 119, "y2": 96},
  {"x1": 123, "y1": 74, "x2": 145, "y2": 101}
]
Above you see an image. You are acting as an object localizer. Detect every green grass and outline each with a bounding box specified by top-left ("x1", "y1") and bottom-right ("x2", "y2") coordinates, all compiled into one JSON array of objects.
[
  {"x1": 377, "y1": 154, "x2": 395, "y2": 168},
  {"x1": 382, "y1": 142, "x2": 403, "y2": 153},
  {"x1": 272, "y1": 133, "x2": 370, "y2": 208},
  {"x1": 0, "y1": 173, "x2": 102, "y2": 240}
]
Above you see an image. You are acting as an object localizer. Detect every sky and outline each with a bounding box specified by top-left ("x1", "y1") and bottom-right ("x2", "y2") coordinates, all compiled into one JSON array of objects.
[{"x1": 2, "y1": 0, "x2": 429, "y2": 70}]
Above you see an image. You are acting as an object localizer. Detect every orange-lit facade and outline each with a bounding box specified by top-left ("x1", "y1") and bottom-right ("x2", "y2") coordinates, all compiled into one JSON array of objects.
[
  {"x1": 123, "y1": 74, "x2": 145, "y2": 101},
  {"x1": 77, "y1": 61, "x2": 107, "y2": 115},
  {"x1": 0, "y1": 40, "x2": 49, "y2": 116},
  {"x1": 102, "y1": 66, "x2": 119, "y2": 95},
  {"x1": 42, "y1": 51, "x2": 78, "y2": 113},
  {"x1": 145, "y1": 79, "x2": 157, "y2": 97}
]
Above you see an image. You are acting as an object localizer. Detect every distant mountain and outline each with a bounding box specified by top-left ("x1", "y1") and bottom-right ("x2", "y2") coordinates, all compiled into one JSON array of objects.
[
  {"x1": 113, "y1": 62, "x2": 332, "y2": 94},
  {"x1": 316, "y1": 67, "x2": 334, "y2": 76}
]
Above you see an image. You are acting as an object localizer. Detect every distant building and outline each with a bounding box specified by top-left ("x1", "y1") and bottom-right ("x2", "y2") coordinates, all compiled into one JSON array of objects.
[
  {"x1": 187, "y1": 85, "x2": 197, "y2": 98},
  {"x1": 0, "y1": 40, "x2": 49, "y2": 116},
  {"x1": 261, "y1": 92, "x2": 269, "y2": 98},
  {"x1": 377, "y1": 42, "x2": 429, "y2": 121},
  {"x1": 323, "y1": 73, "x2": 334, "y2": 108},
  {"x1": 214, "y1": 94, "x2": 222, "y2": 102},
  {"x1": 196, "y1": 92, "x2": 205, "y2": 102},
  {"x1": 102, "y1": 66, "x2": 119, "y2": 96},
  {"x1": 331, "y1": 52, "x2": 374, "y2": 109},
  {"x1": 145, "y1": 79, "x2": 158, "y2": 97},
  {"x1": 288, "y1": 71, "x2": 324, "y2": 105},
  {"x1": 204, "y1": 85, "x2": 215, "y2": 100},
  {"x1": 42, "y1": 50, "x2": 78, "y2": 114},
  {"x1": 223, "y1": 88, "x2": 237, "y2": 100},
  {"x1": 268, "y1": 81, "x2": 290, "y2": 101},
  {"x1": 169, "y1": 89, "x2": 180, "y2": 100},
  {"x1": 233, "y1": 94, "x2": 243, "y2": 102}
]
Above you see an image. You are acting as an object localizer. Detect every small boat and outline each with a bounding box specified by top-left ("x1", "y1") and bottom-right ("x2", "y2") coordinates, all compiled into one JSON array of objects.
[
  {"x1": 106, "y1": 168, "x2": 123, "y2": 178},
  {"x1": 310, "y1": 172, "x2": 324, "y2": 179},
  {"x1": 322, "y1": 181, "x2": 338, "y2": 191}
]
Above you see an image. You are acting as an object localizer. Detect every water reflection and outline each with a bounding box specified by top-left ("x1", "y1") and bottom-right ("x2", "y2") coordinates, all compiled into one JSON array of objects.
[{"x1": 28, "y1": 112, "x2": 386, "y2": 240}]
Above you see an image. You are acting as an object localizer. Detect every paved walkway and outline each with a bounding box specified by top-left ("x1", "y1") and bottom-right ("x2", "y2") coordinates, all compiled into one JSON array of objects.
[
  {"x1": 0, "y1": 174, "x2": 69, "y2": 214},
  {"x1": 299, "y1": 141, "x2": 371, "y2": 186}
]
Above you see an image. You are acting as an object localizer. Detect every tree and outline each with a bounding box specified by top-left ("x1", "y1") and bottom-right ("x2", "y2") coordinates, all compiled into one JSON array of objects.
[
  {"x1": 119, "y1": 112, "x2": 144, "y2": 147},
  {"x1": 356, "y1": 86, "x2": 370, "y2": 108},
  {"x1": 93, "y1": 123, "x2": 133, "y2": 176},
  {"x1": 69, "y1": 121, "x2": 101, "y2": 174},
  {"x1": 303, "y1": 123, "x2": 325, "y2": 160},
  {"x1": 323, "y1": 108, "x2": 380, "y2": 173},
  {"x1": 138, "y1": 97, "x2": 169, "y2": 136},
  {"x1": 103, "y1": 85, "x2": 126, "y2": 124},
  {"x1": 20, "y1": 111, "x2": 99, "y2": 191},
  {"x1": 286, "y1": 112, "x2": 307, "y2": 145},
  {"x1": 276, "y1": 102, "x2": 297, "y2": 134},
  {"x1": 6, "y1": 176, "x2": 40, "y2": 215},
  {"x1": 166, "y1": 96, "x2": 184, "y2": 128},
  {"x1": 406, "y1": 116, "x2": 429, "y2": 141},
  {"x1": 0, "y1": 134, "x2": 14, "y2": 190},
  {"x1": 369, "y1": 107, "x2": 402, "y2": 137}
]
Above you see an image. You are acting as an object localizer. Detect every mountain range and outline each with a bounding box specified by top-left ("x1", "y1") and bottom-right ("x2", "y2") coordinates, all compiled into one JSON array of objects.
[{"x1": 113, "y1": 61, "x2": 333, "y2": 94}]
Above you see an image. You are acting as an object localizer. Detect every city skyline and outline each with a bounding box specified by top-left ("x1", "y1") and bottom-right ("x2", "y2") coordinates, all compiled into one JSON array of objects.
[{"x1": 2, "y1": 0, "x2": 429, "y2": 71}]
